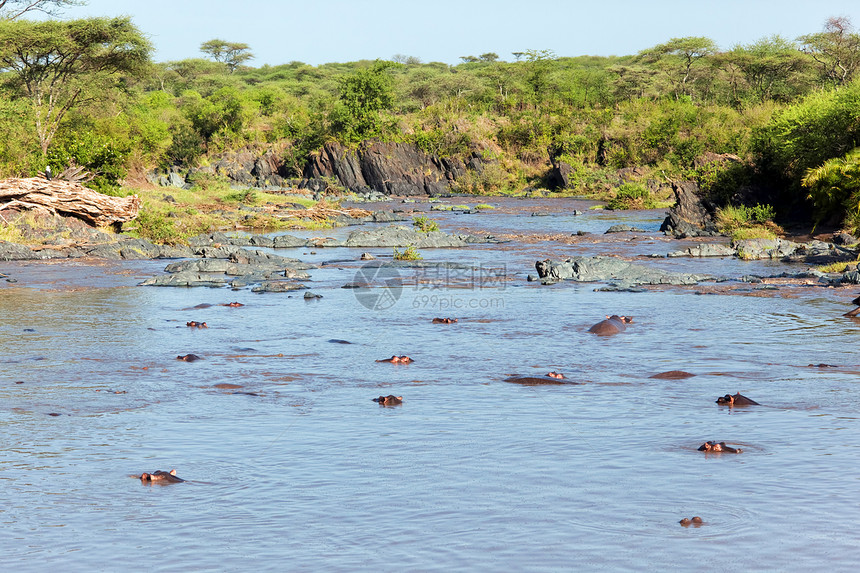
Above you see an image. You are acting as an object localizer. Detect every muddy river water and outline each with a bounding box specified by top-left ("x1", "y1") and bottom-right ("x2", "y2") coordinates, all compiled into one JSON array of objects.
[{"x1": 2, "y1": 197, "x2": 859, "y2": 571}]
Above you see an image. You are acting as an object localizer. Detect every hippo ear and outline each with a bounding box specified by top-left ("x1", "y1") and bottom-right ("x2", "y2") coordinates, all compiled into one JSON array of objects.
[{"x1": 169, "y1": 469, "x2": 177, "y2": 475}]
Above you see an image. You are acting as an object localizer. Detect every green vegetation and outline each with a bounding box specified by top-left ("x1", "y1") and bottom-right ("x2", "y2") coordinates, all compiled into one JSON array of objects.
[
  {"x1": 815, "y1": 260, "x2": 857, "y2": 273},
  {"x1": 0, "y1": 12, "x2": 859, "y2": 239},
  {"x1": 412, "y1": 215, "x2": 439, "y2": 232},
  {"x1": 715, "y1": 203, "x2": 781, "y2": 240},
  {"x1": 393, "y1": 245, "x2": 422, "y2": 260},
  {"x1": 605, "y1": 183, "x2": 655, "y2": 210}
]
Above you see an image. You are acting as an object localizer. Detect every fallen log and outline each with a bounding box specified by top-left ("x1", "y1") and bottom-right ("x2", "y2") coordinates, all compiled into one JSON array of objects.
[{"x1": 0, "y1": 177, "x2": 140, "y2": 227}]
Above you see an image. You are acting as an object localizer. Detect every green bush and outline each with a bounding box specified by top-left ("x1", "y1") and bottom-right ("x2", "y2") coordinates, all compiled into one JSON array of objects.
[
  {"x1": 412, "y1": 215, "x2": 439, "y2": 232},
  {"x1": 393, "y1": 245, "x2": 422, "y2": 260},
  {"x1": 802, "y1": 147, "x2": 860, "y2": 226},
  {"x1": 129, "y1": 208, "x2": 178, "y2": 244},
  {"x1": 605, "y1": 183, "x2": 654, "y2": 209},
  {"x1": 47, "y1": 131, "x2": 129, "y2": 192}
]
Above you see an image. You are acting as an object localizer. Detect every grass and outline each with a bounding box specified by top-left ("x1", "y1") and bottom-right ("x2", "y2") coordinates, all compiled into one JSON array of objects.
[
  {"x1": 729, "y1": 227, "x2": 779, "y2": 241},
  {"x1": 816, "y1": 260, "x2": 858, "y2": 273},
  {"x1": 412, "y1": 215, "x2": 439, "y2": 232},
  {"x1": 475, "y1": 203, "x2": 495, "y2": 209},
  {"x1": 393, "y1": 245, "x2": 422, "y2": 260},
  {"x1": 604, "y1": 183, "x2": 656, "y2": 210},
  {"x1": 716, "y1": 203, "x2": 782, "y2": 243},
  {"x1": 119, "y1": 178, "x2": 342, "y2": 243}
]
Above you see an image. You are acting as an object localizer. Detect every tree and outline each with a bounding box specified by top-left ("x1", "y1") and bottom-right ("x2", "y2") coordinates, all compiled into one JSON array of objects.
[
  {"x1": 719, "y1": 36, "x2": 809, "y2": 104},
  {"x1": 200, "y1": 38, "x2": 254, "y2": 73},
  {"x1": 0, "y1": 17, "x2": 151, "y2": 155},
  {"x1": 0, "y1": 0, "x2": 82, "y2": 20},
  {"x1": 640, "y1": 36, "x2": 717, "y2": 98},
  {"x1": 332, "y1": 60, "x2": 395, "y2": 142},
  {"x1": 392, "y1": 54, "x2": 422, "y2": 65},
  {"x1": 522, "y1": 49, "x2": 557, "y2": 103},
  {"x1": 479, "y1": 53, "x2": 499, "y2": 62},
  {"x1": 798, "y1": 17, "x2": 860, "y2": 86}
]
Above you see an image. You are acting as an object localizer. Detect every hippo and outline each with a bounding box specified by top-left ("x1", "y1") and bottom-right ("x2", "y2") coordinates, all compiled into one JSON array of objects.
[
  {"x1": 716, "y1": 393, "x2": 759, "y2": 406},
  {"x1": 698, "y1": 441, "x2": 742, "y2": 454},
  {"x1": 223, "y1": 302, "x2": 244, "y2": 307},
  {"x1": 328, "y1": 339, "x2": 352, "y2": 344},
  {"x1": 588, "y1": 315, "x2": 633, "y2": 336},
  {"x1": 138, "y1": 469, "x2": 185, "y2": 484},
  {"x1": 679, "y1": 517, "x2": 704, "y2": 527},
  {"x1": 650, "y1": 370, "x2": 695, "y2": 380},
  {"x1": 376, "y1": 356, "x2": 414, "y2": 364},
  {"x1": 546, "y1": 371, "x2": 565, "y2": 379},
  {"x1": 504, "y1": 375, "x2": 580, "y2": 386},
  {"x1": 177, "y1": 354, "x2": 202, "y2": 362},
  {"x1": 373, "y1": 395, "x2": 403, "y2": 405},
  {"x1": 432, "y1": 318, "x2": 458, "y2": 324},
  {"x1": 186, "y1": 321, "x2": 208, "y2": 328}
]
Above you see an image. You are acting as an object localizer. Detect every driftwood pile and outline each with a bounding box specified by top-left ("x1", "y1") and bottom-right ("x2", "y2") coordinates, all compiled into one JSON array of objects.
[{"x1": 0, "y1": 178, "x2": 140, "y2": 227}]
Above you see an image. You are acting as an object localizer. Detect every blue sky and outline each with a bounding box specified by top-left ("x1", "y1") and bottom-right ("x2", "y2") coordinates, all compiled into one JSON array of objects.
[{"x1": 67, "y1": 0, "x2": 860, "y2": 66}]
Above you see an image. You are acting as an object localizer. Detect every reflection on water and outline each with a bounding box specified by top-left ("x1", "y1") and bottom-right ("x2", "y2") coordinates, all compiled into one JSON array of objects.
[{"x1": 2, "y1": 198, "x2": 859, "y2": 571}]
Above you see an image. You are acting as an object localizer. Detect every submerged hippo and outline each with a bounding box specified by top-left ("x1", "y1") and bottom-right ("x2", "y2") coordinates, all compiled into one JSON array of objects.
[
  {"x1": 504, "y1": 375, "x2": 580, "y2": 386},
  {"x1": 373, "y1": 395, "x2": 403, "y2": 406},
  {"x1": 138, "y1": 469, "x2": 185, "y2": 484},
  {"x1": 588, "y1": 315, "x2": 633, "y2": 336},
  {"x1": 698, "y1": 441, "x2": 742, "y2": 454},
  {"x1": 546, "y1": 371, "x2": 565, "y2": 379},
  {"x1": 432, "y1": 318, "x2": 458, "y2": 324},
  {"x1": 716, "y1": 393, "x2": 760, "y2": 406},
  {"x1": 177, "y1": 354, "x2": 202, "y2": 362},
  {"x1": 650, "y1": 370, "x2": 695, "y2": 380},
  {"x1": 679, "y1": 517, "x2": 704, "y2": 527},
  {"x1": 376, "y1": 356, "x2": 414, "y2": 364},
  {"x1": 223, "y1": 302, "x2": 244, "y2": 307},
  {"x1": 186, "y1": 321, "x2": 208, "y2": 328}
]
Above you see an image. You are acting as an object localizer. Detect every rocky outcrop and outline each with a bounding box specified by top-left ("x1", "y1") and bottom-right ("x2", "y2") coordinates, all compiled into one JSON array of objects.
[
  {"x1": 342, "y1": 225, "x2": 496, "y2": 248},
  {"x1": 141, "y1": 245, "x2": 313, "y2": 290},
  {"x1": 303, "y1": 141, "x2": 471, "y2": 196},
  {"x1": 666, "y1": 237, "x2": 859, "y2": 263},
  {"x1": 150, "y1": 150, "x2": 291, "y2": 190},
  {"x1": 187, "y1": 226, "x2": 495, "y2": 250},
  {"x1": 548, "y1": 157, "x2": 572, "y2": 189},
  {"x1": 660, "y1": 181, "x2": 720, "y2": 237},
  {"x1": 149, "y1": 141, "x2": 489, "y2": 196},
  {"x1": 535, "y1": 256, "x2": 710, "y2": 287}
]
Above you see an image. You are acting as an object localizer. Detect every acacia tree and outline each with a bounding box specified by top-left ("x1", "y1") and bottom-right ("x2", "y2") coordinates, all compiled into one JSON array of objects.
[
  {"x1": 719, "y1": 35, "x2": 809, "y2": 104},
  {"x1": 0, "y1": 17, "x2": 151, "y2": 155},
  {"x1": 798, "y1": 17, "x2": 860, "y2": 86},
  {"x1": 0, "y1": 0, "x2": 82, "y2": 19},
  {"x1": 200, "y1": 39, "x2": 253, "y2": 73},
  {"x1": 640, "y1": 36, "x2": 717, "y2": 99}
]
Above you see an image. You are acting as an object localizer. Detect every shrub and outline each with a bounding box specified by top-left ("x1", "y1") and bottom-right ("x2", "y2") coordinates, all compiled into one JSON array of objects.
[
  {"x1": 605, "y1": 183, "x2": 654, "y2": 209},
  {"x1": 47, "y1": 131, "x2": 129, "y2": 192},
  {"x1": 393, "y1": 245, "x2": 422, "y2": 260},
  {"x1": 802, "y1": 147, "x2": 860, "y2": 226},
  {"x1": 412, "y1": 215, "x2": 439, "y2": 232},
  {"x1": 129, "y1": 208, "x2": 179, "y2": 244}
]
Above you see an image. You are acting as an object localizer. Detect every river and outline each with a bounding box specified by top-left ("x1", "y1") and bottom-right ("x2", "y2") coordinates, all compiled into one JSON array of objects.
[{"x1": 1, "y1": 197, "x2": 858, "y2": 572}]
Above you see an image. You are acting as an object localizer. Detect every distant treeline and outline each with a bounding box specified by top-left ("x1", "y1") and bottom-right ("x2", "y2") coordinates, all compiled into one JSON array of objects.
[{"x1": 1, "y1": 14, "x2": 860, "y2": 228}]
